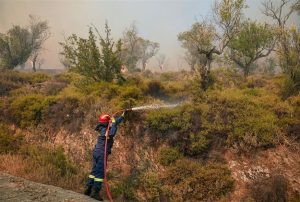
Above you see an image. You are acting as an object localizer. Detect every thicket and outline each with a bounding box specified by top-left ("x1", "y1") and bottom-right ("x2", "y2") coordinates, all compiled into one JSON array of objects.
[
  {"x1": 0, "y1": 68, "x2": 299, "y2": 201},
  {"x1": 247, "y1": 175, "x2": 288, "y2": 202},
  {"x1": 162, "y1": 159, "x2": 234, "y2": 201}
]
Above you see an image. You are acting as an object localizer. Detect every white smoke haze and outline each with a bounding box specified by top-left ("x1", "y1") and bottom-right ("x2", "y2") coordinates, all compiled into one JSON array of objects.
[{"x1": 0, "y1": 0, "x2": 298, "y2": 71}]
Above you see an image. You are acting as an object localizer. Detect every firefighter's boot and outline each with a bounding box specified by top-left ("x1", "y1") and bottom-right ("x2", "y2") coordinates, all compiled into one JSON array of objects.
[
  {"x1": 84, "y1": 185, "x2": 92, "y2": 196},
  {"x1": 90, "y1": 187, "x2": 103, "y2": 201}
]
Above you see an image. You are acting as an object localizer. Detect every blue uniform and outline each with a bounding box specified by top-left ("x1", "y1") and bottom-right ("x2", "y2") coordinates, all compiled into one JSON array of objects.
[{"x1": 86, "y1": 116, "x2": 124, "y2": 189}]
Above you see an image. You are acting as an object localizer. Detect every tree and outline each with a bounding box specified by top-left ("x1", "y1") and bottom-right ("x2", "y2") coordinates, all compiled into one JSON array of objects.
[
  {"x1": 60, "y1": 22, "x2": 122, "y2": 82},
  {"x1": 122, "y1": 23, "x2": 159, "y2": 72},
  {"x1": 37, "y1": 58, "x2": 45, "y2": 69},
  {"x1": 178, "y1": 0, "x2": 245, "y2": 90},
  {"x1": 139, "y1": 39, "x2": 159, "y2": 71},
  {"x1": 262, "y1": 0, "x2": 300, "y2": 96},
  {"x1": 121, "y1": 23, "x2": 141, "y2": 72},
  {"x1": 156, "y1": 53, "x2": 166, "y2": 71},
  {"x1": 28, "y1": 15, "x2": 50, "y2": 72},
  {"x1": 184, "y1": 52, "x2": 197, "y2": 72},
  {"x1": 0, "y1": 26, "x2": 32, "y2": 69},
  {"x1": 228, "y1": 21, "x2": 276, "y2": 77}
]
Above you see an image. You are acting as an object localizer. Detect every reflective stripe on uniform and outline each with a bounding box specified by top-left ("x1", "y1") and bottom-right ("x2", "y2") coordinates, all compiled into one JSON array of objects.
[
  {"x1": 89, "y1": 175, "x2": 95, "y2": 179},
  {"x1": 111, "y1": 117, "x2": 116, "y2": 123},
  {"x1": 94, "y1": 178, "x2": 103, "y2": 182}
]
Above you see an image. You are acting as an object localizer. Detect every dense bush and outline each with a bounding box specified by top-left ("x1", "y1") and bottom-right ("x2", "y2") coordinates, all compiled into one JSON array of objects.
[
  {"x1": 20, "y1": 145, "x2": 77, "y2": 177},
  {"x1": 42, "y1": 97, "x2": 84, "y2": 133},
  {"x1": 118, "y1": 86, "x2": 143, "y2": 109},
  {"x1": 140, "y1": 171, "x2": 162, "y2": 202},
  {"x1": 10, "y1": 94, "x2": 56, "y2": 128},
  {"x1": 159, "y1": 147, "x2": 182, "y2": 166},
  {"x1": 204, "y1": 89, "x2": 280, "y2": 151},
  {"x1": 146, "y1": 105, "x2": 193, "y2": 134},
  {"x1": 188, "y1": 133, "x2": 211, "y2": 156},
  {"x1": 163, "y1": 159, "x2": 234, "y2": 201},
  {"x1": 144, "y1": 80, "x2": 166, "y2": 98},
  {"x1": 110, "y1": 171, "x2": 140, "y2": 201},
  {"x1": 0, "y1": 124, "x2": 23, "y2": 153},
  {"x1": 248, "y1": 175, "x2": 288, "y2": 202}
]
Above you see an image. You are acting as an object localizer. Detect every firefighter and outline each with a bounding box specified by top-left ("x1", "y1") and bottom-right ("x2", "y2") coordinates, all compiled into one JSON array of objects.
[{"x1": 84, "y1": 111, "x2": 126, "y2": 201}]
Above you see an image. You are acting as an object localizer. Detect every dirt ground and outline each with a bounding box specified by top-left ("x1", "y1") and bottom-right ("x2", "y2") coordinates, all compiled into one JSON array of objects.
[{"x1": 0, "y1": 172, "x2": 99, "y2": 202}]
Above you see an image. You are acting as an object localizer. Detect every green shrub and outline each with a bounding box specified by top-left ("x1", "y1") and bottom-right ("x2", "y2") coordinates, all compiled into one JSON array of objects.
[
  {"x1": 144, "y1": 80, "x2": 166, "y2": 98},
  {"x1": 146, "y1": 105, "x2": 193, "y2": 134},
  {"x1": 42, "y1": 97, "x2": 84, "y2": 133},
  {"x1": 110, "y1": 171, "x2": 140, "y2": 201},
  {"x1": 140, "y1": 171, "x2": 161, "y2": 202},
  {"x1": 204, "y1": 89, "x2": 280, "y2": 151},
  {"x1": 54, "y1": 72, "x2": 83, "y2": 84},
  {"x1": 27, "y1": 73, "x2": 50, "y2": 84},
  {"x1": 281, "y1": 76, "x2": 300, "y2": 99},
  {"x1": 159, "y1": 147, "x2": 181, "y2": 166},
  {"x1": 188, "y1": 133, "x2": 211, "y2": 156},
  {"x1": 10, "y1": 94, "x2": 56, "y2": 128},
  {"x1": 20, "y1": 145, "x2": 77, "y2": 177},
  {"x1": 0, "y1": 70, "x2": 30, "y2": 96},
  {"x1": 118, "y1": 86, "x2": 143, "y2": 109},
  {"x1": 248, "y1": 175, "x2": 288, "y2": 202},
  {"x1": 212, "y1": 67, "x2": 243, "y2": 89},
  {"x1": 163, "y1": 159, "x2": 234, "y2": 201},
  {"x1": 0, "y1": 124, "x2": 23, "y2": 153}
]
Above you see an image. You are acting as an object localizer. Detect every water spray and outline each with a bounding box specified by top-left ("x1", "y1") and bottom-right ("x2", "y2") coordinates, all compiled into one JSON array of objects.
[{"x1": 126, "y1": 103, "x2": 180, "y2": 112}]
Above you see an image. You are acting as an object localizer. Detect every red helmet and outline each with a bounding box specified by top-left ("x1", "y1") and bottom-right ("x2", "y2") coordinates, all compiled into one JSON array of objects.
[{"x1": 99, "y1": 114, "x2": 111, "y2": 123}]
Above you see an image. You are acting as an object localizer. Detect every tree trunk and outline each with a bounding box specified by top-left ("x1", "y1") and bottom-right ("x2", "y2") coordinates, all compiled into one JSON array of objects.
[
  {"x1": 244, "y1": 67, "x2": 249, "y2": 78},
  {"x1": 32, "y1": 60, "x2": 36, "y2": 72},
  {"x1": 32, "y1": 55, "x2": 37, "y2": 72},
  {"x1": 142, "y1": 61, "x2": 146, "y2": 71},
  {"x1": 190, "y1": 63, "x2": 195, "y2": 72},
  {"x1": 200, "y1": 53, "x2": 213, "y2": 91}
]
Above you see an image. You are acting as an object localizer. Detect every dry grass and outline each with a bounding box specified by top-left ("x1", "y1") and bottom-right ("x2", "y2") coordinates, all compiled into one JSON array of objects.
[{"x1": 0, "y1": 153, "x2": 86, "y2": 193}]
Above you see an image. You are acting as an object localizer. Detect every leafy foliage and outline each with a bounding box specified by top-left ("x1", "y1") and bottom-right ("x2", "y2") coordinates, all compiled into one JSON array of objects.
[
  {"x1": 140, "y1": 172, "x2": 162, "y2": 202},
  {"x1": 248, "y1": 175, "x2": 288, "y2": 202},
  {"x1": 20, "y1": 145, "x2": 77, "y2": 177},
  {"x1": 0, "y1": 123, "x2": 23, "y2": 154},
  {"x1": 159, "y1": 147, "x2": 181, "y2": 166},
  {"x1": 163, "y1": 159, "x2": 234, "y2": 201},
  {"x1": 0, "y1": 16, "x2": 50, "y2": 70},
  {"x1": 0, "y1": 26, "x2": 32, "y2": 69},
  {"x1": 146, "y1": 105, "x2": 193, "y2": 134},
  {"x1": 10, "y1": 94, "x2": 55, "y2": 128},
  {"x1": 60, "y1": 23, "x2": 122, "y2": 81},
  {"x1": 229, "y1": 20, "x2": 276, "y2": 77}
]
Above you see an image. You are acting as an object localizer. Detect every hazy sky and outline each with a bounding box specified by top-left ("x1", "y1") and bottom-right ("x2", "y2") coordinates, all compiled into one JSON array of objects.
[{"x1": 0, "y1": 0, "x2": 298, "y2": 71}]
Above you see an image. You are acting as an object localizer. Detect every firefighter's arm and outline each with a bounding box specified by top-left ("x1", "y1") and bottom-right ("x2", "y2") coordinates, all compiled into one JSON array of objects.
[{"x1": 95, "y1": 123, "x2": 101, "y2": 132}]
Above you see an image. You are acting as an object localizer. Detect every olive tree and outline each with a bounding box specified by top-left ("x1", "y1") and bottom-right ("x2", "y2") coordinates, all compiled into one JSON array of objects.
[
  {"x1": 121, "y1": 23, "x2": 141, "y2": 72},
  {"x1": 156, "y1": 53, "x2": 166, "y2": 70},
  {"x1": 262, "y1": 0, "x2": 300, "y2": 96},
  {"x1": 0, "y1": 15, "x2": 50, "y2": 71},
  {"x1": 139, "y1": 38, "x2": 159, "y2": 71},
  {"x1": 28, "y1": 15, "x2": 50, "y2": 72},
  {"x1": 0, "y1": 26, "x2": 32, "y2": 69},
  {"x1": 178, "y1": 0, "x2": 245, "y2": 90},
  {"x1": 122, "y1": 23, "x2": 159, "y2": 72},
  {"x1": 228, "y1": 20, "x2": 276, "y2": 77}
]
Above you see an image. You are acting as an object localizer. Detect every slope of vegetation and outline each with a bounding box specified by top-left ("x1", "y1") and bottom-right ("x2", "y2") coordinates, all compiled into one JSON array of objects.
[{"x1": 0, "y1": 68, "x2": 299, "y2": 201}]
